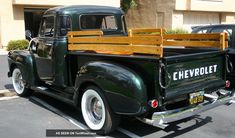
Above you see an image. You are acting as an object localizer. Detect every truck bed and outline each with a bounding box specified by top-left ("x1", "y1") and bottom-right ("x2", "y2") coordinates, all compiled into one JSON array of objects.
[{"x1": 67, "y1": 28, "x2": 228, "y2": 110}]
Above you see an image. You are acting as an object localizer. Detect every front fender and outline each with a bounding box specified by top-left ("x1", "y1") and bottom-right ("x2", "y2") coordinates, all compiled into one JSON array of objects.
[
  {"x1": 8, "y1": 50, "x2": 39, "y2": 86},
  {"x1": 76, "y1": 61, "x2": 147, "y2": 115}
]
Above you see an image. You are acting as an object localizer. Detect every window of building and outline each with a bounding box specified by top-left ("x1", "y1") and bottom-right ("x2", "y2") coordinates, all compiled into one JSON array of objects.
[
  {"x1": 58, "y1": 16, "x2": 72, "y2": 36},
  {"x1": 156, "y1": 12, "x2": 164, "y2": 28},
  {"x1": 40, "y1": 16, "x2": 54, "y2": 37},
  {"x1": 80, "y1": 15, "x2": 117, "y2": 30}
]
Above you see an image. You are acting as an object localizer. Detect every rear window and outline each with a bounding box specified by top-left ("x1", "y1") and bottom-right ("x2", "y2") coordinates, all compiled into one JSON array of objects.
[
  {"x1": 80, "y1": 15, "x2": 117, "y2": 30},
  {"x1": 58, "y1": 16, "x2": 72, "y2": 36}
]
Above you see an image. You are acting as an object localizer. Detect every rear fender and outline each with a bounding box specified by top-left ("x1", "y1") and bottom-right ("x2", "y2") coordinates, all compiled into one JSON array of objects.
[{"x1": 75, "y1": 61, "x2": 148, "y2": 115}]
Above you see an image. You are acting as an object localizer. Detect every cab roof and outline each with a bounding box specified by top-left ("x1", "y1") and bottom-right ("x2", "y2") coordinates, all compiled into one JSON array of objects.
[{"x1": 44, "y1": 5, "x2": 124, "y2": 15}]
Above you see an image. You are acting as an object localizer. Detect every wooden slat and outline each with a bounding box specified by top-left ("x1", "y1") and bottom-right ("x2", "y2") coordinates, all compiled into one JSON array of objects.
[
  {"x1": 69, "y1": 36, "x2": 162, "y2": 45},
  {"x1": 68, "y1": 30, "x2": 103, "y2": 36},
  {"x1": 68, "y1": 44, "x2": 163, "y2": 56},
  {"x1": 129, "y1": 28, "x2": 165, "y2": 37},
  {"x1": 130, "y1": 28, "x2": 163, "y2": 33},
  {"x1": 130, "y1": 34, "x2": 161, "y2": 37},
  {"x1": 164, "y1": 33, "x2": 221, "y2": 40},
  {"x1": 163, "y1": 41, "x2": 220, "y2": 47}
]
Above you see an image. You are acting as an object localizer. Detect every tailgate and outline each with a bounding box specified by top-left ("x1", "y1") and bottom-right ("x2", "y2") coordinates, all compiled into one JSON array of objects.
[{"x1": 163, "y1": 51, "x2": 226, "y2": 99}]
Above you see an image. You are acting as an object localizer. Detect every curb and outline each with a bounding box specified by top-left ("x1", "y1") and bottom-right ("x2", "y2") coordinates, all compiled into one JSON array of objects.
[
  {"x1": 0, "y1": 89, "x2": 14, "y2": 93},
  {"x1": 0, "y1": 96, "x2": 19, "y2": 101},
  {"x1": 0, "y1": 49, "x2": 8, "y2": 55},
  {"x1": 0, "y1": 89, "x2": 17, "y2": 98}
]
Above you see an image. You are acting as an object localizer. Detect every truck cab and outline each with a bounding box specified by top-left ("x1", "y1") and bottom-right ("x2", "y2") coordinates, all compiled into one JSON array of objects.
[{"x1": 32, "y1": 6, "x2": 127, "y2": 87}]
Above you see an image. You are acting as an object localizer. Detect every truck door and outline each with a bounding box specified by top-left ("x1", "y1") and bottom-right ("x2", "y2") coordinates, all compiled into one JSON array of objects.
[{"x1": 35, "y1": 15, "x2": 55, "y2": 82}]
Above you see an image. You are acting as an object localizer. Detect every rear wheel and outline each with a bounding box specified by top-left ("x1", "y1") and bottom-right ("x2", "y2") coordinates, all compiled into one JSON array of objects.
[
  {"x1": 81, "y1": 86, "x2": 120, "y2": 135},
  {"x1": 12, "y1": 68, "x2": 31, "y2": 96}
]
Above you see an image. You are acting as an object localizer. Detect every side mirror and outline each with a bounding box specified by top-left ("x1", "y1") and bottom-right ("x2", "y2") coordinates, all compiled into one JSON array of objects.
[
  {"x1": 29, "y1": 39, "x2": 38, "y2": 53},
  {"x1": 31, "y1": 43, "x2": 37, "y2": 53}
]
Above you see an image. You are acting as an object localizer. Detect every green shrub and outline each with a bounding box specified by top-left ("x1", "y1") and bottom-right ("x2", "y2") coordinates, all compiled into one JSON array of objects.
[
  {"x1": 7, "y1": 40, "x2": 29, "y2": 51},
  {"x1": 166, "y1": 28, "x2": 189, "y2": 34}
]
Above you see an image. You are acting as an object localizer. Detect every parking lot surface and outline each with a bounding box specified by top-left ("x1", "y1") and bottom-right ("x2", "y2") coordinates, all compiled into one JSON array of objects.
[
  {"x1": 0, "y1": 55, "x2": 13, "y2": 90},
  {"x1": 0, "y1": 92, "x2": 235, "y2": 138}
]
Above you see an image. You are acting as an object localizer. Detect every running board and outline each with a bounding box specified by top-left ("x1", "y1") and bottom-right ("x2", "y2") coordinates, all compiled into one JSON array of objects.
[
  {"x1": 31, "y1": 86, "x2": 74, "y2": 105},
  {"x1": 36, "y1": 86, "x2": 48, "y2": 91}
]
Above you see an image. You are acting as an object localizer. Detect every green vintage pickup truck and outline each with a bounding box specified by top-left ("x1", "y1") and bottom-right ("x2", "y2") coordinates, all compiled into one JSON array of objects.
[{"x1": 7, "y1": 5, "x2": 235, "y2": 135}]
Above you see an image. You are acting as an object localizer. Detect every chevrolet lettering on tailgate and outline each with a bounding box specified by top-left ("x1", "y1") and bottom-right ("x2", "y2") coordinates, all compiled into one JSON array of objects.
[{"x1": 173, "y1": 65, "x2": 218, "y2": 81}]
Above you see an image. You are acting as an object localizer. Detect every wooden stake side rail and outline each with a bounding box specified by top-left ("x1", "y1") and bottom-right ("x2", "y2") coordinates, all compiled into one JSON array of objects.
[
  {"x1": 68, "y1": 29, "x2": 228, "y2": 58},
  {"x1": 163, "y1": 33, "x2": 228, "y2": 50},
  {"x1": 68, "y1": 30, "x2": 164, "y2": 57}
]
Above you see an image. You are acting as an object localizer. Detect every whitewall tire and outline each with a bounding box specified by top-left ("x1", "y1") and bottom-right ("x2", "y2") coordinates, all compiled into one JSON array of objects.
[
  {"x1": 12, "y1": 68, "x2": 31, "y2": 96},
  {"x1": 81, "y1": 86, "x2": 120, "y2": 135}
]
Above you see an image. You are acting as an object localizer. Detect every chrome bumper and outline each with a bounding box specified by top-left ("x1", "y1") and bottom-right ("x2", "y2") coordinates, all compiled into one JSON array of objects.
[{"x1": 138, "y1": 89, "x2": 235, "y2": 129}]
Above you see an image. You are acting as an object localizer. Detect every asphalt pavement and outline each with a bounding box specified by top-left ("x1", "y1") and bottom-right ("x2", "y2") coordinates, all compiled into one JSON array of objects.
[
  {"x1": 0, "y1": 54, "x2": 13, "y2": 90},
  {"x1": 0, "y1": 97, "x2": 81, "y2": 138},
  {"x1": 0, "y1": 94, "x2": 129, "y2": 138},
  {"x1": 0, "y1": 93, "x2": 235, "y2": 138}
]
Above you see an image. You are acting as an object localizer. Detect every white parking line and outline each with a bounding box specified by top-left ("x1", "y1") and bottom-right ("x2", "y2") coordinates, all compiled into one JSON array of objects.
[
  {"x1": 30, "y1": 96, "x2": 141, "y2": 138},
  {"x1": 30, "y1": 96, "x2": 88, "y2": 130},
  {"x1": 117, "y1": 127, "x2": 140, "y2": 138},
  {"x1": 31, "y1": 96, "x2": 107, "y2": 138}
]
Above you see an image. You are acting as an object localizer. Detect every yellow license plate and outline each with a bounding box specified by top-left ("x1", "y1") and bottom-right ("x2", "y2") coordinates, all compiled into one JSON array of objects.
[{"x1": 189, "y1": 91, "x2": 204, "y2": 105}]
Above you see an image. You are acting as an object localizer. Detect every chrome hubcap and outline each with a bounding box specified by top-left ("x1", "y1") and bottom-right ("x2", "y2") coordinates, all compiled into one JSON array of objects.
[{"x1": 87, "y1": 97, "x2": 103, "y2": 124}]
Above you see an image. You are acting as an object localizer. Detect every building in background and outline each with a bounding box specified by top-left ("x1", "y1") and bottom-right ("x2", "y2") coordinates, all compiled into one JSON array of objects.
[
  {"x1": 126, "y1": 0, "x2": 235, "y2": 31},
  {"x1": 0, "y1": 0, "x2": 120, "y2": 48}
]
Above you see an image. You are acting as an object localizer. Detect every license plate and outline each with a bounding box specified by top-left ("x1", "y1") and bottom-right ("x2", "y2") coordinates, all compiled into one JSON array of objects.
[{"x1": 189, "y1": 91, "x2": 204, "y2": 105}]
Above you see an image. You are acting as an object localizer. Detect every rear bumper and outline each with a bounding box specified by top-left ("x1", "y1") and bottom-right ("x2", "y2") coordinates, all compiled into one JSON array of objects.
[{"x1": 138, "y1": 89, "x2": 235, "y2": 129}]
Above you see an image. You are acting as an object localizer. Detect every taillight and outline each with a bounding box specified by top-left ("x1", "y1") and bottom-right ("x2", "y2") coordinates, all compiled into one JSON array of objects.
[
  {"x1": 226, "y1": 80, "x2": 231, "y2": 88},
  {"x1": 148, "y1": 99, "x2": 158, "y2": 108}
]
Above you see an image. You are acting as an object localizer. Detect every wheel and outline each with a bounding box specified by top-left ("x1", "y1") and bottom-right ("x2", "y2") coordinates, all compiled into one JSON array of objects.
[
  {"x1": 12, "y1": 68, "x2": 31, "y2": 96},
  {"x1": 81, "y1": 86, "x2": 120, "y2": 135}
]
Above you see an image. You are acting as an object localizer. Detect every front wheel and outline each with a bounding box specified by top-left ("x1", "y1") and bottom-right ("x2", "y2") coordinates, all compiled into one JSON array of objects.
[
  {"x1": 12, "y1": 68, "x2": 31, "y2": 96},
  {"x1": 81, "y1": 86, "x2": 120, "y2": 135}
]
